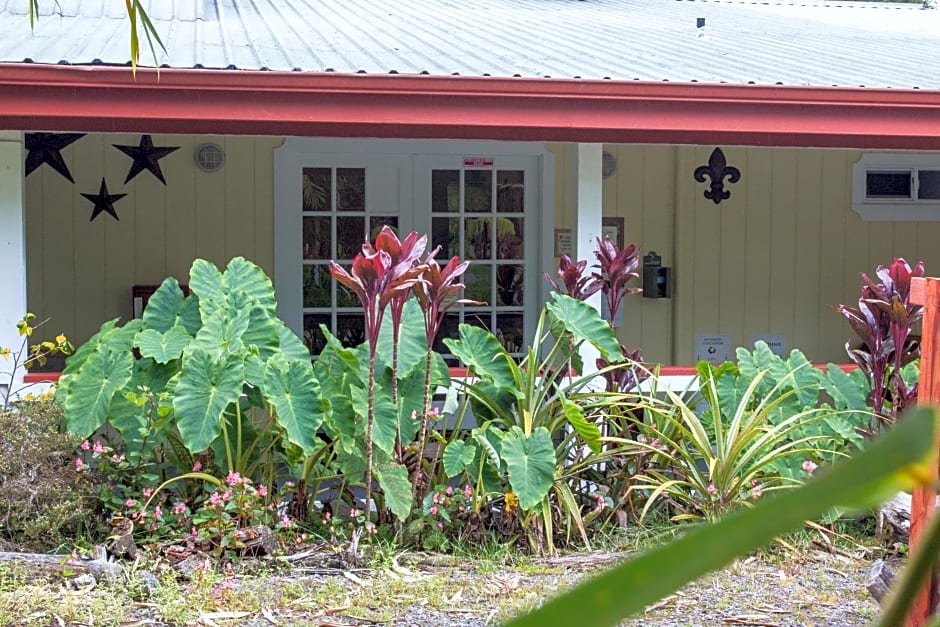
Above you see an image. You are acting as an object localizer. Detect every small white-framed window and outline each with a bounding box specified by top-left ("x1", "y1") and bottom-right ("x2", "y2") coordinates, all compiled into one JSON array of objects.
[{"x1": 852, "y1": 154, "x2": 940, "y2": 221}]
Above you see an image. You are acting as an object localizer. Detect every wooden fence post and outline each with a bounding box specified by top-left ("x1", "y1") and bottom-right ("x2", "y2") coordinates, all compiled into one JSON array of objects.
[{"x1": 908, "y1": 276, "x2": 940, "y2": 626}]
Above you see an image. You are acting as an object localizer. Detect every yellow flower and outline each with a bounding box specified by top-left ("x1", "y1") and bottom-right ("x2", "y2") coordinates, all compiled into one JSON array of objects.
[
  {"x1": 504, "y1": 491, "x2": 519, "y2": 514},
  {"x1": 55, "y1": 335, "x2": 67, "y2": 344},
  {"x1": 0, "y1": 347, "x2": 10, "y2": 360}
]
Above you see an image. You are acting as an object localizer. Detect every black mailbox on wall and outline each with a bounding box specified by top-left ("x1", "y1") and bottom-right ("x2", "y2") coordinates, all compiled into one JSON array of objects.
[{"x1": 643, "y1": 251, "x2": 672, "y2": 299}]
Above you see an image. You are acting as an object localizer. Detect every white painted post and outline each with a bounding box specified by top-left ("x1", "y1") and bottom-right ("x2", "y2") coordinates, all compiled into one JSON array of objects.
[
  {"x1": 0, "y1": 131, "x2": 26, "y2": 400},
  {"x1": 574, "y1": 143, "x2": 604, "y2": 373}
]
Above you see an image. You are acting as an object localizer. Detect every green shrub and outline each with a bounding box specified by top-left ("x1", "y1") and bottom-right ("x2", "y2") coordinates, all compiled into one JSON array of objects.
[{"x1": 0, "y1": 400, "x2": 96, "y2": 551}]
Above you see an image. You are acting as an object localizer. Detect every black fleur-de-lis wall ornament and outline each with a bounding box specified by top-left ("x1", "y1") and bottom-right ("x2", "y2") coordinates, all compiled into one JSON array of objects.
[
  {"x1": 113, "y1": 134, "x2": 180, "y2": 185},
  {"x1": 80, "y1": 178, "x2": 127, "y2": 222},
  {"x1": 24, "y1": 132, "x2": 85, "y2": 183},
  {"x1": 693, "y1": 147, "x2": 741, "y2": 205}
]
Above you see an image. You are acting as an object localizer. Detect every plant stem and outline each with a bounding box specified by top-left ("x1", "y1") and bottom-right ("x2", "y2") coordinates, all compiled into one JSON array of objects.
[
  {"x1": 414, "y1": 347, "x2": 435, "y2": 500},
  {"x1": 364, "y1": 351, "x2": 376, "y2": 520},
  {"x1": 220, "y1": 406, "x2": 234, "y2": 473}
]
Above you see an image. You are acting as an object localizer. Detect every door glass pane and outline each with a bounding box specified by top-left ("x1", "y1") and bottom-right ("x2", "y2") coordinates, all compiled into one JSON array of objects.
[
  {"x1": 337, "y1": 168, "x2": 365, "y2": 211},
  {"x1": 336, "y1": 314, "x2": 366, "y2": 348},
  {"x1": 464, "y1": 171, "x2": 492, "y2": 213},
  {"x1": 432, "y1": 217, "x2": 460, "y2": 258},
  {"x1": 496, "y1": 265, "x2": 524, "y2": 306},
  {"x1": 496, "y1": 217, "x2": 524, "y2": 259},
  {"x1": 303, "y1": 168, "x2": 331, "y2": 212},
  {"x1": 432, "y1": 170, "x2": 460, "y2": 213},
  {"x1": 433, "y1": 312, "x2": 461, "y2": 355},
  {"x1": 337, "y1": 280, "x2": 359, "y2": 308},
  {"x1": 303, "y1": 265, "x2": 331, "y2": 307},
  {"x1": 303, "y1": 313, "x2": 330, "y2": 355},
  {"x1": 465, "y1": 218, "x2": 491, "y2": 260},
  {"x1": 336, "y1": 216, "x2": 364, "y2": 259},
  {"x1": 867, "y1": 170, "x2": 911, "y2": 198},
  {"x1": 370, "y1": 216, "x2": 399, "y2": 239},
  {"x1": 497, "y1": 170, "x2": 524, "y2": 213},
  {"x1": 303, "y1": 217, "x2": 331, "y2": 260},
  {"x1": 918, "y1": 170, "x2": 940, "y2": 200},
  {"x1": 464, "y1": 264, "x2": 491, "y2": 303},
  {"x1": 495, "y1": 314, "x2": 525, "y2": 354}
]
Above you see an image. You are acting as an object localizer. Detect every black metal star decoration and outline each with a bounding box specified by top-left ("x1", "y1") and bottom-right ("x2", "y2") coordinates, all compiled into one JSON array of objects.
[
  {"x1": 112, "y1": 134, "x2": 180, "y2": 185},
  {"x1": 24, "y1": 133, "x2": 85, "y2": 183},
  {"x1": 81, "y1": 178, "x2": 127, "y2": 222}
]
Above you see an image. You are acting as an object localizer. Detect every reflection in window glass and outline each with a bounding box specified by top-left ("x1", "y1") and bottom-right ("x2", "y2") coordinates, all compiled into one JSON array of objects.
[
  {"x1": 497, "y1": 170, "x2": 524, "y2": 213},
  {"x1": 302, "y1": 168, "x2": 331, "y2": 212},
  {"x1": 464, "y1": 170, "x2": 492, "y2": 213},
  {"x1": 866, "y1": 171, "x2": 911, "y2": 198},
  {"x1": 918, "y1": 170, "x2": 940, "y2": 200},
  {"x1": 337, "y1": 168, "x2": 365, "y2": 211}
]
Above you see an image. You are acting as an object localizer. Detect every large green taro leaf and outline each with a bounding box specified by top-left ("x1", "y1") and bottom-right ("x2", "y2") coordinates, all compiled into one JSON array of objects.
[
  {"x1": 62, "y1": 318, "x2": 142, "y2": 377},
  {"x1": 500, "y1": 426, "x2": 555, "y2": 511},
  {"x1": 277, "y1": 321, "x2": 312, "y2": 361},
  {"x1": 189, "y1": 259, "x2": 226, "y2": 320},
  {"x1": 264, "y1": 356, "x2": 330, "y2": 456},
  {"x1": 135, "y1": 325, "x2": 192, "y2": 364},
  {"x1": 191, "y1": 305, "x2": 250, "y2": 356},
  {"x1": 313, "y1": 329, "x2": 360, "y2": 453},
  {"x1": 64, "y1": 346, "x2": 135, "y2": 438},
  {"x1": 223, "y1": 257, "x2": 277, "y2": 314},
  {"x1": 241, "y1": 303, "x2": 280, "y2": 358},
  {"x1": 142, "y1": 278, "x2": 188, "y2": 333},
  {"x1": 350, "y1": 373, "x2": 397, "y2": 456},
  {"x1": 376, "y1": 298, "x2": 428, "y2": 377},
  {"x1": 443, "y1": 324, "x2": 516, "y2": 392},
  {"x1": 443, "y1": 440, "x2": 478, "y2": 478},
  {"x1": 821, "y1": 364, "x2": 868, "y2": 411},
  {"x1": 375, "y1": 461, "x2": 413, "y2": 520},
  {"x1": 173, "y1": 349, "x2": 245, "y2": 453},
  {"x1": 545, "y1": 293, "x2": 621, "y2": 361}
]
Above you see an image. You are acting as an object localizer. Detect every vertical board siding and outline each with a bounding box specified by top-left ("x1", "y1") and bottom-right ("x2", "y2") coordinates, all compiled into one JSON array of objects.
[{"x1": 26, "y1": 134, "x2": 279, "y2": 344}]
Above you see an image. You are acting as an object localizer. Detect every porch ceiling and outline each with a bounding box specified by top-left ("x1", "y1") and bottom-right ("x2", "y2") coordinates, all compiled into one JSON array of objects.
[{"x1": 2, "y1": 63, "x2": 940, "y2": 150}]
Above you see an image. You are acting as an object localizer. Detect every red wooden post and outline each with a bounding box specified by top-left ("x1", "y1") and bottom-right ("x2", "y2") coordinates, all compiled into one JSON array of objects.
[{"x1": 908, "y1": 277, "x2": 940, "y2": 626}]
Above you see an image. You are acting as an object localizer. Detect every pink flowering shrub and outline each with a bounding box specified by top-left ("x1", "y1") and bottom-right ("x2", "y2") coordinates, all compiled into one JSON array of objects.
[{"x1": 405, "y1": 484, "x2": 477, "y2": 550}]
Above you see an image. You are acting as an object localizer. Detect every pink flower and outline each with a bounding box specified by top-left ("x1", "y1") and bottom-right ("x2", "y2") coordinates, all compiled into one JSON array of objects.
[
  {"x1": 637, "y1": 434, "x2": 647, "y2": 444},
  {"x1": 750, "y1": 488, "x2": 763, "y2": 499},
  {"x1": 92, "y1": 440, "x2": 105, "y2": 454},
  {"x1": 226, "y1": 471, "x2": 241, "y2": 486},
  {"x1": 154, "y1": 505, "x2": 163, "y2": 518},
  {"x1": 285, "y1": 481, "x2": 295, "y2": 488},
  {"x1": 463, "y1": 484, "x2": 472, "y2": 499},
  {"x1": 350, "y1": 508, "x2": 361, "y2": 518},
  {"x1": 706, "y1": 484, "x2": 717, "y2": 496},
  {"x1": 445, "y1": 485, "x2": 454, "y2": 496},
  {"x1": 192, "y1": 460, "x2": 202, "y2": 472},
  {"x1": 209, "y1": 492, "x2": 222, "y2": 506},
  {"x1": 191, "y1": 526, "x2": 198, "y2": 537},
  {"x1": 365, "y1": 522, "x2": 377, "y2": 535},
  {"x1": 111, "y1": 453, "x2": 125, "y2": 463},
  {"x1": 437, "y1": 522, "x2": 444, "y2": 531},
  {"x1": 258, "y1": 485, "x2": 268, "y2": 497},
  {"x1": 174, "y1": 502, "x2": 186, "y2": 515},
  {"x1": 429, "y1": 406, "x2": 440, "y2": 418},
  {"x1": 802, "y1": 460, "x2": 818, "y2": 473},
  {"x1": 222, "y1": 489, "x2": 233, "y2": 501},
  {"x1": 142, "y1": 487, "x2": 153, "y2": 498},
  {"x1": 324, "y1": 511, "x2": 332, "y2": 522},
  {"x1": 80, "y1": 440, "x2": 90, "y2": 451},
  {"x1": 430, "y1": 505, "x2": 439, "y2": 516},
  {"x1": 125, "y1": 498, "x2": 135, "y2": 508},
  {"x1": 280, "y1": 514, "x2": 292, "y2": 528},
  {"x1": 74, "y1": 458, "x2": 84, "y2": 470}
]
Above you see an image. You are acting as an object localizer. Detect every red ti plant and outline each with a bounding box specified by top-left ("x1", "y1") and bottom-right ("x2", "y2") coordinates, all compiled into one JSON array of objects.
[
  {"x1": 544, "y1": 255, "x2": 603, "y2": 301},
  {"x1": 329, "y1": 226, "x2": 427, "y2": 517},
  {"x1": 412, "y1": 251, "x2": 480, "y2": 497},
  {"x1": 593, "y1": 236, "x2": 642, "y2": 328},
  {"x1": 835, "y1": 258, "x2": 925, "y2": 436}
]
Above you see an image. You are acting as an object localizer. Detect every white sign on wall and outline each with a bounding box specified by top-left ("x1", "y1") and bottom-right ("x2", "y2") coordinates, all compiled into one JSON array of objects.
[
  {"x1": 750, "y1": 334, "x2": 787, "y2": 357},
  {"x1": 695, "y1": 334, "x2": 731, "y2": 365}
]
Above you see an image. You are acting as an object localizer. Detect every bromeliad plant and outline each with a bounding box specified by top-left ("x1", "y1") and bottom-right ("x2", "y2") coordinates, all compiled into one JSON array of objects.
[
  {"x1": 58, "y1": 257, "x2": 330, "y2": 493},
  {"x1": 835, "y1": 257, "x2": 925, "y2": 436}
]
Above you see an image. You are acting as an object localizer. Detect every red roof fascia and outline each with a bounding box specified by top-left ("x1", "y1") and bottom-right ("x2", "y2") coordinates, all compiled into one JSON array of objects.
[{"x1": 2, "y1": 64, "x2": 940, "y2": 149}]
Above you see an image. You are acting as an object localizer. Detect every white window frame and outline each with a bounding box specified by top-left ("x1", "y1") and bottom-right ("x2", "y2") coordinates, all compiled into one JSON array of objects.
[
  {"x1": 274, "y1": 137, "x2": 555, "y2": 349},
  {"x1": 852, "y1": 153, "x2": 940, "y2": 221}
]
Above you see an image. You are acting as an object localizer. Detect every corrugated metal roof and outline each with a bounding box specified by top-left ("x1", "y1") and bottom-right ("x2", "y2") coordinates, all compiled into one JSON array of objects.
[{"x1": 0, "y1": 0, "x2": 938, "y2": 88}]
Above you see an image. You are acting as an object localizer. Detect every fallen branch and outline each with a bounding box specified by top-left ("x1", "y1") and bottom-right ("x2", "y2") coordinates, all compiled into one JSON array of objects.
[{"x1": 0, "y1": 546, "x2": 121, "y2": 581}]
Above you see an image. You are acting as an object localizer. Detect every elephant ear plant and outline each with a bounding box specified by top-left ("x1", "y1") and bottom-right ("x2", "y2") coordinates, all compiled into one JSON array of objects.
[{"x1": 57, "y1": 257, "x2": 330, "y2": 488}]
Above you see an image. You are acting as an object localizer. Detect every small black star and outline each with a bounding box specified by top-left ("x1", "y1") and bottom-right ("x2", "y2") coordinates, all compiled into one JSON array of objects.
[
  {"x1": 24, "y1": 133, "x2": 85, "y2": 182},
  {"x1": 112, "y1": 134, "x2": 180, "y2": 185},
  {"x1": 80, "y1": 178, "x2": 127, "y2": 222}
]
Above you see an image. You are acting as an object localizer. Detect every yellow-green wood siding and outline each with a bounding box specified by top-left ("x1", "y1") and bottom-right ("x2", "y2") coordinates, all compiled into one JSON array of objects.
[{"x1": 26, "y1": 134, "x2": 281, "y2": 345}]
